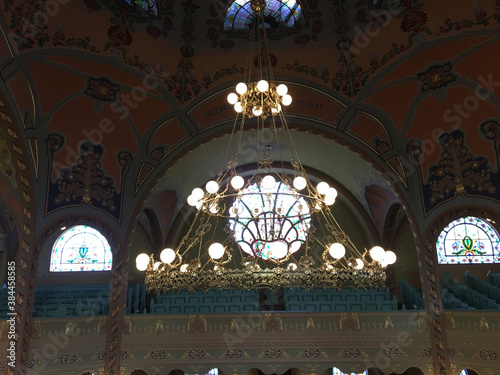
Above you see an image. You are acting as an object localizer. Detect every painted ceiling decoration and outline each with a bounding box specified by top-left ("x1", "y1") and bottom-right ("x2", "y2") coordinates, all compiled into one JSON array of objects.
[
  {"x1": 426, "y1": 130, "x2": 498, "y2": 208},
  {"x1": 417, "y1": 62, "x2": 456, "y2": 92},
  {"x1": 85, "y1": 77, "x2": 121, "y2": 102},
  {"x1": 408, "y1": 130, "x2": 499, "y2": 214},
  {"x1": 46, "y1": 137, "x2": 130, "y2": 221}
]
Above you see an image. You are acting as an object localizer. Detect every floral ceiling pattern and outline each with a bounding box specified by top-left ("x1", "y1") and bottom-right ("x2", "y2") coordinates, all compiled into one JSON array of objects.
[{"x1": 5, "y1": 0, "x2": 500, "y2": 103}]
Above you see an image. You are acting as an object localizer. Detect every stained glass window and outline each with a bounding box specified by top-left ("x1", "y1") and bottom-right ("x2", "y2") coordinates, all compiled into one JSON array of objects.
[
  {"x1": 460, "y1": 371, "x2": 468, "y2": 375},
  {"x1": 229, "y1": 182, "x2": 311, "y2": 260},
  {"x1": 224, "y1": 0, "x2": 303, "y2": 31},
  {"x1": 50, "y1": 226, "x2": 113, "y2": 272},
  {"x1": 333, "y1": 368, "x2": 367, "y2": 375},
  {"x1": 186, "y1": 369, "x2": 218, "y2": 375},
  {"x1": 124, "y1": 0, "x2": 158, "y2": 18},
  {"x1": 436, "y1": 217, "x2": 500, "y2": 264}
]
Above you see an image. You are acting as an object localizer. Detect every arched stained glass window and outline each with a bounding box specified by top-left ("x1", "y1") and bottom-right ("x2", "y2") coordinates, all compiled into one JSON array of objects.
[
  {"x1": 333, "y1": 368, "x2": 367, "y2": 375},
  {"x1": 124, "y1": 0, "x2": 158, "y2": 18},
  {"x1": 186, "y1": 369, "x2": 218, "y2": 375},
  {"x1": 50, "y1": 226, "x2": 113, "y2": 272},
  {"x1": 460, "y1": 370, "x2": 468, "y2": 375},
  {"x1": 224, "y1": 0, "x2": 303, "y2": 31},
  {"x1": 436, "y1": 217, "x2": 500, "y2": 264}
]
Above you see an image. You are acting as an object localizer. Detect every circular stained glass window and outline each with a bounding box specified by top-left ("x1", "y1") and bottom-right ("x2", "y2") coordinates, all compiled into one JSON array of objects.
[
  {"x1": 224, "y1": 0, "x2": 303, "y2": 31},
  {"x1": 228, "y1": 181, "x2": 311, "y2": 260},
  {"x1": 50, "y1": 225, "x2": 113, "y2": 272},
  {"x1": 436, "y1": 216, "x2": 500, "y2": 264}
]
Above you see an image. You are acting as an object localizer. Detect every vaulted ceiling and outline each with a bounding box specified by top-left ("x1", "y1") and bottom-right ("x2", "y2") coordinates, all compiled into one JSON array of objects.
[{"x1": 1, "y1": 0, "x2": 500, "y2": 257}]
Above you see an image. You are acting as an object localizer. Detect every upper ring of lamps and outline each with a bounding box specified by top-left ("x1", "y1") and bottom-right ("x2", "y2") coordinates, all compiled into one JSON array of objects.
[
  {"x1": 227, "y1": 80, "x2": 292, "y2": 118},
  {"x1": 185, "y1": 174, "x2": 338, "y2": 218}
]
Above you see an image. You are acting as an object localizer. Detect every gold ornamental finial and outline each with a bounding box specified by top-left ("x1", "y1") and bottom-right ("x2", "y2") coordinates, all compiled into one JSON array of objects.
[{"x1": 251, "y1": 0, "x2": 266, "y2": 13}]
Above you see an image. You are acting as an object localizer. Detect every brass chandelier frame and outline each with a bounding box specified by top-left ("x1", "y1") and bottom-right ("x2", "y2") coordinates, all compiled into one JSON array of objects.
[{"x1": 137, "y1": 0, "x2": 394, "y2": 294}]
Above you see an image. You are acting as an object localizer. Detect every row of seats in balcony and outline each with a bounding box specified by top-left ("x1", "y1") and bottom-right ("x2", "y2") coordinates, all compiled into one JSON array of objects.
[
  {"x1": 487, "y1": 271, "x2": 500, "y2": 287},
  {"x1": 466, "y1": 271, "x2": 500, "y2": 303},
  {"x1": 443, "y1": 272, "x2": 500, "y2": 310},
  {"x1": 441, "y1": 287, "x2": 475, "y2": 310},
  {"x1": 283, "y1": 287, "x2": 398, "y2": 312},
  {"x1": 150, "y1": 289, "x2": 260, "y2": 314},
  {"x1": 126, "y1": 282, "x2": 147, "y2": 314},
  {"x1": 399, "y1": 278, "x2": 424, "y2": 310},
  {"x1": 32, "y1": 284, "x2": 110, "y2": 318},
  {"x1": 0, "y1": 286, "x2": 11, "y2": 318}
]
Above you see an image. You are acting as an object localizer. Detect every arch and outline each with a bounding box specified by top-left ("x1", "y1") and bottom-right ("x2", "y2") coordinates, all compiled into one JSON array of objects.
[{"x1": 50, "y1": 225, "x2": 113, "y2": 272}]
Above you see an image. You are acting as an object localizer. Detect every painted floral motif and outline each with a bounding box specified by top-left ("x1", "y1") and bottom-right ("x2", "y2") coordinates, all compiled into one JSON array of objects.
[
  {"x1": 104, "y1": 7, "x2": 136, "y2": 57},
  {"x1": 47, "y1": 139, "x2": 124, "y2": 220},
  {"x1": 53, "y1": 142, "x2": 118, "y2": 210},
  {"x1": 144, "y1": 0, "x2": 175, "y2": 39},
  {"x1": 437, "y1": 3, "x2": 494, "y2": 35},
  {"x1": 283, "y1": 0, "x2": 368, "y2": 97},
  {"x1": 427, "y1": 130, "x2": 496, "y2": 204},
  {"x1": 6, "y1": 0, "x2": 98, "y2": 52},
  {"x1": 85, "y1": 77, "x2": 120, "y2": 102},
  {"x1": 418, "y1": 63, "x2": 456, "y2": 92},
  {"x1": 7, "y1": 1, "x2": 51, "y2": 49}
]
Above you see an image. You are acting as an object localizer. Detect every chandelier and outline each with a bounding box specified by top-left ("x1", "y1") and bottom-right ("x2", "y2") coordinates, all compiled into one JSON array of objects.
[{"x1": 136, "y1": 0, "x2": 396, "y2": 293}]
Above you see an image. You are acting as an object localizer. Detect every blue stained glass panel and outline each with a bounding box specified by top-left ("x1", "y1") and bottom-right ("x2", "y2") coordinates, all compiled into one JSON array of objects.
[
  {"x1": 333, "y1": 368, "x2": 367, "y2": 375},
  {"x1": 124, "y1": 0, "x2": 158, "y2": 18},
  {"x1": 50, "y1": 225, "x2": 113, "y2": 272},
  {"x1": 436, "y1": 216, "x2": 500, "y2": 264},
  {"x1": 224, "y1": 0, "x2": 302, "y2": 30}
]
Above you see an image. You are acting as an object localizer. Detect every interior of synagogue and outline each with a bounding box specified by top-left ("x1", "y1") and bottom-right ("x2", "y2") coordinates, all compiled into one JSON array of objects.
[{"x1": 0, "y1": 0, "x2": 499, "y2": 374}]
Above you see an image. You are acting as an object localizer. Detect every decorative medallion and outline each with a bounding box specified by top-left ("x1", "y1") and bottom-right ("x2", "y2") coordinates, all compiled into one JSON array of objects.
[
  {"x1": 477, "y1": 350, "x2": 497, "y2": 360},
  {"x1": 220, "y1": 349, "x2": 249, "y2": 359},
  {"x1": 258, "y1": 348, "x2": 288, "y2": 358},
  {"x1": 144, "y1": 350, "x2": 168, "y2": 360},
  {"x1": 85, "y1": 77, "x2": 120, "y2": 102},
  {"x1": 181, "y1": 349, "x2": 209, "y2": 359},
  {"x1": 382, "y1": 347, "x2": 401, "y2": 358},
  {"x1": 418, "y1": 63, "x2": 456, "y2": 92},
  {"x1": 51, "y1": 354, "x2": 82, "y2": 365},
  {"x1": 337, "y1": 348, "x2": 367, "y2": 358},
  {"x1": 298, "y1": 348, "x2": 327, "y2": 358}
]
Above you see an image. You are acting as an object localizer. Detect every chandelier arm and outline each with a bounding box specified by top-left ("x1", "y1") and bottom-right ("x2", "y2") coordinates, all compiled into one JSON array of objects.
[
  {"x1": 323, "y1": 208, "x2": 365, "y2": 258},
  {"x1": 269, "y1": 114, "x2": 287, "y2": 175},
  {"x1": 176, "y1": 205, "x2": 206, "y2": 253}
]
